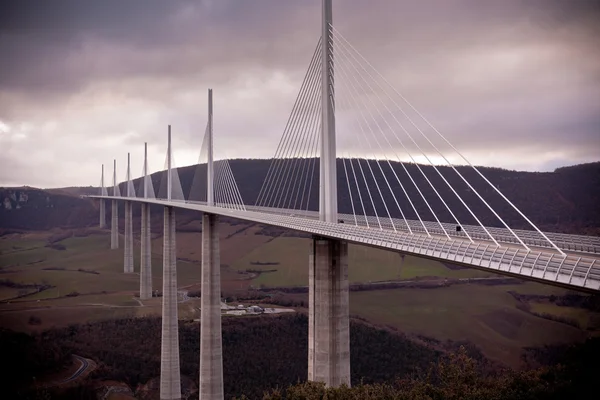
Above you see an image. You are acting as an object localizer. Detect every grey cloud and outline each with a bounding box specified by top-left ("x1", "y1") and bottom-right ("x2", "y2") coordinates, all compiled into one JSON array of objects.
[
  {"x1": 0, "y1": 0, "x2": 318, "y2": 96},
  {"x1": 0, "y1": 0, "x2": 599, "y2": 187}
]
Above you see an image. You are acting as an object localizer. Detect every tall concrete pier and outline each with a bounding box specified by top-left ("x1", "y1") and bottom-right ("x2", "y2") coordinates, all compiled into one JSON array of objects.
[
  {"x1": 124, "y1": 201, "x2": 133, "y2": 272},
  {"x1": 124, "y1": 153, "x2": 134, "y2": 273},
  {"x1": 199, "y1": 214, "x2": 223, "y2": 399},
  {"x1": 111, "y1": 200, "x2": 118, "y2": 249},
  {"x1": 140, "y1": 143, "x2": 152, "y2": 300},
  {"x1": 160, "y1": 206, "x2": 180, "y2": 400},
  {"x1": 99, "y1": 201, "x2": 106, "y2": 228},
  {"x1": 140, "y1": 203, "x2": 152, "y2": 298},
  {"x1": 160, "y1": 126, "x2": 181, "y2": 400},
  {"x1": 111, "y1": 159, "x2": 119, "y2": 249},
  {"x1": 199, "y1": 88, "x2": 224, "y2": 400},
  {"x1": 308, "y1": 238, "x2": 350, "y2": 387},
  {"x1": 99, "y1": 164, "x2": 106, "y2": 228}
]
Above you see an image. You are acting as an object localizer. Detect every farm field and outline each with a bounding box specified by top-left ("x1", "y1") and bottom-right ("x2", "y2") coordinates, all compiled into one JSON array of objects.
[{"x1": 349, "y1": 283, "x2": 586, "y2": 367}]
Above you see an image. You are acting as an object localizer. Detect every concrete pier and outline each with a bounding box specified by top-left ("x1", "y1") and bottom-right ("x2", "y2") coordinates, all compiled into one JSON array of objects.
[
  {"x1": 199, "y1": 213, "x2": 223, "y2": 400},
  {"x1": 160, "y1": 206, "x2": 181, "y2": 400},
  {"x1": 124, "y1": 201, "x2": 134, "y2": 273},
  {"x1": 100, "y1": 163, "x2": 106, "y2": 228},
  {"x1": 99, "y1": 200, "x2": 106, "y2": 228},
  {"x1": 308, "y1": 237, "x2": 350, "y2": 387},
  {"x1": 140, "y1": 203, "x2": 152, "y2": 300},
  {"x1": 110, "y1": 200, "x2": 118, "y2": 249}
]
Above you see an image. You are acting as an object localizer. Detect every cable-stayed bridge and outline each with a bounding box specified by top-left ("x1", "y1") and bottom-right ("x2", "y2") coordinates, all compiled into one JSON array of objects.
[{"x1": 86, "y1": 1, "x2": 599, "y2": 399}]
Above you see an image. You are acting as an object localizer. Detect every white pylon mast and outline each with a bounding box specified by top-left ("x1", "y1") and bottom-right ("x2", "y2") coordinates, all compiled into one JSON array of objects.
[
  {"x1": 167, "y1": 125, "x2": 172, "y2": 201},
  {"x1": 113, "y1": 159, "x2": 117, "y2": 195},
  {"x1": 207, "y1": 88, "x2": 214, "y2": 206},
  {"x1": 127, "y1": 152, "x2": 131, "y2": 197},
  {"x1": 320, "y1": 0, "x2": 337, "y2": 222},
  {"x1": 144, "y1": 142, "x2": 148, "y2": 198}
]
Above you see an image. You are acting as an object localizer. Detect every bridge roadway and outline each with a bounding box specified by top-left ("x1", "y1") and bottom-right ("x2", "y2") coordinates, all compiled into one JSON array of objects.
[
  {"x1": 245, "y1": 206, "x2": 600, "y2": 254},
  {"x1": 90, "y1": 196, "x2": 600, "y2": 292}
]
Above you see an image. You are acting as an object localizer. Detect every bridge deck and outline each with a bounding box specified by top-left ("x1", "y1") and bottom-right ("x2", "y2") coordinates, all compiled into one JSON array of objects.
[
  {"x1": 90, "y1": 196, "x2": 600, "y2": 292},
  {"x1": 245, "y1": 206, "x2": 600, "y2": 254}
]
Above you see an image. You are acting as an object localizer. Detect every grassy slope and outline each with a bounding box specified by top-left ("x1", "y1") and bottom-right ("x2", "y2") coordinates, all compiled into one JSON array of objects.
[
  {"x1": 350, "y1": 283, "x2": 584, "y2": 367},
  {"x1": 530, "y1": 302, "x2": 600, "y2": 330}
]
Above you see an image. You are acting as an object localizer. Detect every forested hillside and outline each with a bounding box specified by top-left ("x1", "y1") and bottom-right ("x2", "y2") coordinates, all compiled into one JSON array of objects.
[
  {"x1": 1, "y1": 160, "x2": 599, "y2": 234},
  {"x1": 6, "y1": 315, "x2": 444, "y2": 399},
  {"x1": 5, "y1": 315, "x2": 599, "y2": 399}
]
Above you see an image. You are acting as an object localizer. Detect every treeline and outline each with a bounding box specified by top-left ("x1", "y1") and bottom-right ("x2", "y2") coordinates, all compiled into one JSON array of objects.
[
  {"x1": 509, "y1": 292, "x2": 600, "y2": 312},
  {"x1": 509, "y1": 292, "x2": 600, "y2": 330},
  {"x1": 0, "y1": 278, "x2": 51, "y2": 290}
]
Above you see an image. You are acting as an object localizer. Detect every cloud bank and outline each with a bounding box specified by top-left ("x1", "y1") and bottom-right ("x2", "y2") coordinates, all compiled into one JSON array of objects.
[{"x1": 0, "y1": 0, "x2": 598, "y2": 188}]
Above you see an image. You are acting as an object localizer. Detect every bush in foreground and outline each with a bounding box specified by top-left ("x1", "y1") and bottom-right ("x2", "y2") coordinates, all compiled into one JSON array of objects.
[{"x1": 248, "y1": 345, "x2": 595, "y2": 400}]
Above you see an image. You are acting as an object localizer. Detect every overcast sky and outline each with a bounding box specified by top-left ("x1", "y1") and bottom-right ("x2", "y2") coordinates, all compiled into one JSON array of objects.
[{"x1": 1, "y1": 0, "x2": 599, "y2": 188}]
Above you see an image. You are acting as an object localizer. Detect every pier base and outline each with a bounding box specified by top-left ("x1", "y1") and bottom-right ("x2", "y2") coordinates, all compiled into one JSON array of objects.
[
  {"x1": 99, "y1": 199, "x2": 106, "y2": 228},
  {"x1": 199, "y1": 213, "x2": 224, "y2": 400},
  {"x1": 308, "y1": 237, "x2": 350, "y2": 387},
  {"x1": 110, "y1": 200, "x2": 118, "y2": 249},
  {"x1": 124, "y1": 201, "x2": 133, "y2": 273},
  {"x1": 160, "y1": 206, "x2": 181, "y2": 400},
  {"x1": 140, "y1": 203, "x2": 152, "y2": 299}
]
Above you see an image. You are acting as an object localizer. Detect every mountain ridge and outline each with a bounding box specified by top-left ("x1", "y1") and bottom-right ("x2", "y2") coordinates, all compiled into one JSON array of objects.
[{"x1": 1, "y1": 160, "x2": 598, "y2": 235}]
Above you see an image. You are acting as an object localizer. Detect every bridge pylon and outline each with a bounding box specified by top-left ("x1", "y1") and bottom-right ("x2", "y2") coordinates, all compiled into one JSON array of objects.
[
  {"x1": 140, "y1": 142, "x2": 153, "y2": 300},
  {"x1": 111, "y1": 159, "x2": 119, "y2": 249},
  {"x1": 309, "y1": 237, "x2": 350, "y2": 386},
  {"x1": 160, "y1": 205, "x2": 181, "y2": 400},
  {"x1": 160, "y1": 125, "x2": 182, "y2": 400},
  {"x1": 320, "y1": 0, "x2": 337, "y2": 223},
  {"x1": 124, "y1": 152, "x2": 134, "y2": 273},
  {"x1": 199, "y1": 88, "x2": 224, "y2": 400},
  {"x1": 99, "y1": 164, "x2": 106, "y2": 228},
  {"x1": 308, "y1": 0, "x2": 351, "y2": 388}
]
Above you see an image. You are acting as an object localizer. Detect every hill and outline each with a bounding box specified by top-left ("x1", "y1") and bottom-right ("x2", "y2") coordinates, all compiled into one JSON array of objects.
[{"x1": 1, "y1": 160, "x2": 599, "y2": 234}]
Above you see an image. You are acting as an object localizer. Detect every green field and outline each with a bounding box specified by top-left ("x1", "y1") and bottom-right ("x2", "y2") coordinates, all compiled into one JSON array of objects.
[
  {"x1": 0, "y1": 229, "x2": 231, "y2": 332},
  {"x1": 530, "y1": 302, "x2": 600, "y2": 331},
  {"x1": 0, "y1": 232, "x2": 205, "y2": 301},
  {"x1": 230, "y1": 237, "x2": 491, "y2": 287},
  {"x1": 350, "y1": 284, "x2": 585, "y2": 367},
  {"x1": 0, "y1": 236, "x2": 47, "y2": 254}
]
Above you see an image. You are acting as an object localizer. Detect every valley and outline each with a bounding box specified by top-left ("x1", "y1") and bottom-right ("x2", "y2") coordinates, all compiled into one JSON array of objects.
[{"x1": 1, "y1": 222, "x2": 597, "y2": 371}]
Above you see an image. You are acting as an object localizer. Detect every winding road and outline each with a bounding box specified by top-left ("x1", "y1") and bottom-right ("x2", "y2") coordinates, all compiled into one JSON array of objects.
[{"x1": 59, "y1": 355, "x2": 92, "y2": 384}]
